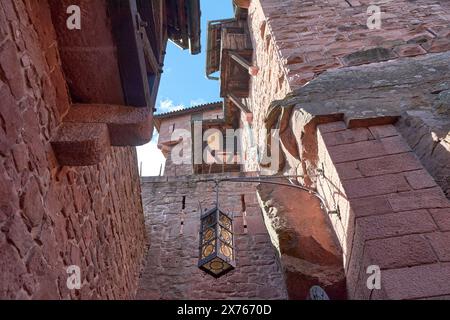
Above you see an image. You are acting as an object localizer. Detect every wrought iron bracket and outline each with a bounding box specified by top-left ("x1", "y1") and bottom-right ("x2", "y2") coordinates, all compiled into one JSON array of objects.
[{"x1": 194, "y1": 175, "x2": 339, "y2": 217}]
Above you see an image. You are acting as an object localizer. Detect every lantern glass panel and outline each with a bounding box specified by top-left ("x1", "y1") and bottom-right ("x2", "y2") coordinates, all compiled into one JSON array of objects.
[
  {"x1": 219, "y1": 213, "x2": 232, "y2": 229},
  {"x1": 220, "y1": 242, "x2": 233, "y2": 260},
  {"x1": 202, "y1": 227, "x2": 216, "y2": 243},
  {"x1": 201, "y1": 240, "x2": 216, "y2": 259},
  {"x1": 204, "y1": 258, "x2": 231, "y2": 275},
  {"x1": 219, "y1": 228, "x2": 233, "y2": 245},
  {"x1": 202, "y1": 214, "x2": 216, "y2": 230}
]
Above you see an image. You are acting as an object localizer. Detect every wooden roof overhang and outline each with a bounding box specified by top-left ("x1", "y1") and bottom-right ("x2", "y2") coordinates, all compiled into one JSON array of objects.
[
  {"x1": 153, "y1": 102, "x2": 224, "y2": 132},
  {"x1": 220, "y1": 49, "x2": 253, "y2": 98},
  {"x1": 109, "y1": 0, "x2": 156, "y2": 110},
  {"x1": 206, "y1": 18, "x2": 238, "y2": 79},
  {"x1": 166, "y1": 0, "x2": 201, "y2": 55},
  {"x1": 205, "y1": 9, "x2": 253, "y2": 129}
]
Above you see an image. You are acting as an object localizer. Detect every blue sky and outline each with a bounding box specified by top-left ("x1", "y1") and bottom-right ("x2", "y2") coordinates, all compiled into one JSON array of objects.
[{"x1": 137, "y1": 1, "x2": 235, "y2": 176}]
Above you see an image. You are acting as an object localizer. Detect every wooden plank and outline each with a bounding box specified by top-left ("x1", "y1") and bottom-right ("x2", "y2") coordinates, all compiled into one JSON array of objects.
[
  {"x1": 178, "y1": 0, "x2": 188, "y2": 47},
  {"x1": 220, "y1": 50, "x2": 252, "y2": 98},
  {"x1": 229, "y1": 52, "x2": 251, "y2": 70},
  {"x1": 109, "y1": 0, "x2": 151, "y2": 108},
  {"x1": 160, "y1": 0, "x2": 166, "y2": 56},
  {"x1": 137, "y1": 0, "x2": 159, "y2": 61},
  {"x1": 141, "y1": 27, "x2": 160, "y2": 73},
  {"x1": 149, "y1": 73, "x2": 161, "y2": 112},
  {"x1": 228, "y1": 93, "x2": 250, "y2": 113}
]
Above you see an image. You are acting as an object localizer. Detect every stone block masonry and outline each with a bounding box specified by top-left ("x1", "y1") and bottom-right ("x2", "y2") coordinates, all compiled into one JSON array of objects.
[
  {"x1": 245, "y1": 0, "x2": 450, "y2": 173},
  {"x1": 317, "y1": 122, "x2": 450, "y2": 299},
  {"x1": 0, "y1": 0, "x2": 146, "y2": 299},
  {"x1": 137, "y1": 174, "x2": 288, "y2": 300}
]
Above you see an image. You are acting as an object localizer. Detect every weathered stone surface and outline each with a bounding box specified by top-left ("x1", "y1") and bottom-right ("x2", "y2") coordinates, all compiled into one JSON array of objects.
[
  {"x1": 21, "y1": 178, "x2": 45, "y2": 229},
  {"x1": 0, "y1": 0, "x2": 146, "y2": 299},
  {"x1": 341, "y1": 47, "x2": 397, "y2": 67},
  {"x1": 64, "y1": 104, "x2": 154, "y2": 146},
  {"x1": 279, "y1": 52, "x2": 450, "y2": 194},
  {"x1": 396, "y1": 111, "x2": 450, "y2": 199},
  {"x1": 317, "y1": 122, "x2": 450, "y2": 300},
  {"x1": 381, "y1": 263, "x2": 450, "y2": 300},
  {"x1": 245, "y1": 0, "x2": 450, "y2": 173},
  {"x1": 137, "y1": 173, "x2": 288, "y2": 300},
  {"x1": 51, "y1": 123, "x2": 111, "y2": 166},
  {"x1": 256, "y1": 183, "x2": 346, "y2": 300},
  {"x1": 364, "y1": 234, "x2": 438, "y2": 269},
  {"x1": 281, "y1": 254, "x2": 346, "y2": 300}
]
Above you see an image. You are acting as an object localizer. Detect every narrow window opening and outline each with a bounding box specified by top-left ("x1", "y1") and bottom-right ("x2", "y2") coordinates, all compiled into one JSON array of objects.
[
  {"x1": 241, "y1": 194, "x2": 247, "y2": 234},
  {"x1": 180, "y1": 196, "x2": 186, "y2": 235}
]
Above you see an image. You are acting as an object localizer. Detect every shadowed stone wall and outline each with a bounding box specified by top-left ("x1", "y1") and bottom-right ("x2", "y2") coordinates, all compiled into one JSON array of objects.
[
  {"x1": 0, "y1": 0, "x2": 146, "y2": 299},
  {"x1": 137, "y1": 174, "x2": 288, "y2": 300},
  {"x1": 241, "y1": 0, "x2": 450, "y2": 299},
  {"x1": 245, "y1": 0, "x2": 450, "y2": 173},
  {"x1": 317, "y1": 122, "x2": 450, "y2": 299}
]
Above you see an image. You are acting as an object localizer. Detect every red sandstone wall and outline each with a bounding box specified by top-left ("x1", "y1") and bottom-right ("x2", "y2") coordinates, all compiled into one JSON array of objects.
[
  {"x1": 245, "y1": 0, "x2": 450, "y2": 171},
  {"x1": 243, "y1": 1, "x2": 450, "y2": 299},
  {"x1": 317, "y1": 122, "x2": 450, "y2": 299},
  {"x1": 137, "y1": 174, "x2": 287, "y2": 299},
  {"x1": 0, "y1": 0, "x2": 146, "y2": 299},
  {"x1": 252, "y1": 0, "x2": 450, "y2": 90}
]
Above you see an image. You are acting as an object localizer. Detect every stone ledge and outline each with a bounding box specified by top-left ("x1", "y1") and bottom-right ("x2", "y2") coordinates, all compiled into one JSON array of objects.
[
  {"x1": 51, "y1": 104, "x2": 153, "y2": 166},
  {"x1": 64, "y1": 104, "x2": 153, "y2": 146},
  {"x1": 140, "y1": 171, "x2": 261, "y2": 184},
  {"x1": 346, "y1": 115, "x2": 400, "y2": 129},
  {"x1": 268, "y1": 51, "x2": 450, "y2": 187},
  {"x1": 51, "y1": 122, "x2": 111, "y2": 166}
]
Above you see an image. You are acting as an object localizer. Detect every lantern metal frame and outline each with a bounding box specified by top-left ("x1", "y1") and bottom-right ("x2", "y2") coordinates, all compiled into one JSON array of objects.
[{"x1": 198, "y1": 206, "x2": 236, "y2": 278}]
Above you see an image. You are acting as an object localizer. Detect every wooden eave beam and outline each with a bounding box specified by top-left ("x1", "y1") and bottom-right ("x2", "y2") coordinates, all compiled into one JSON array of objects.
[
  {"x1": 229, "y1": 51, "x2": 251, "y2": 70},
  {"x1": 160, "y1": 0, "x2": 166, "y2": 56},
  {"x1": 141, "y1": 27, "x2": 161, "y2": 73},
  {"x1": 109, "y1": 0, "x2": 152, "y2": 108},
  {"x1": 228, "y1": 93, "x2": 250, "y2": 113}
]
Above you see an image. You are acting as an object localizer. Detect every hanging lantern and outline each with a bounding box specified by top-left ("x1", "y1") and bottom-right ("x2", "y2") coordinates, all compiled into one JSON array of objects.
[{"x1": 198, "y1": 206, "x2": 235, "y2": 277}]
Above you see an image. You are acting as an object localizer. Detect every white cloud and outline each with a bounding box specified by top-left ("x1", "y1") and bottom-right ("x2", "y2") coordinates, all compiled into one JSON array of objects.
[
  {"x1": 136, "y1": 131, "x2": 166, "y2": 177},
  {"x1": 190, "y1": 98, "x2": 206, "y2": 106},
  {"x1": 158, "y1": 98, "x2": 185, "y2": 113}
]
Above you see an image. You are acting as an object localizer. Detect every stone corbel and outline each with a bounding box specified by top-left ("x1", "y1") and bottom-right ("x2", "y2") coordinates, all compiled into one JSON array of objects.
[
  {"x1": 248, "y1": 66, "x2": 259, "y2": 76},
  {"x1": 51, "y1": 104, "x2": 153, "y2": 166},
  {"x1": 157, "y1": 137, "x2": 184, "y2": 158}
]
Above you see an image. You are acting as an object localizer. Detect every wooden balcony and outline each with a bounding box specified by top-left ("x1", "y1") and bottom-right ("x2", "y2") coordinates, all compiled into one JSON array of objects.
[
  {"x1": 206, "y1": 15, "x2": 253, "y2": 99},
  {"x1": 190, "y1": 119, "x2": 242, "y2": 174}
]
